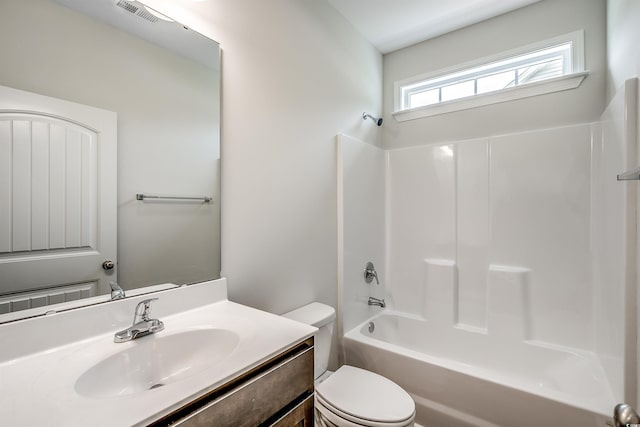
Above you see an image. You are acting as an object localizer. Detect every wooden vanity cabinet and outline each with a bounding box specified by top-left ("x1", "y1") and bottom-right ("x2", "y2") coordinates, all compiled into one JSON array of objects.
[{"x1": 149, "y1": 337, "x2": 314, "y2": 427}]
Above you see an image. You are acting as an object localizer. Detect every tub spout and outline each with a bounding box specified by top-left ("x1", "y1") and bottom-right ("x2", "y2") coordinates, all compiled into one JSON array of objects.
[{"x1": 368, "y1": 297, "x2": 385, "y2": 308}]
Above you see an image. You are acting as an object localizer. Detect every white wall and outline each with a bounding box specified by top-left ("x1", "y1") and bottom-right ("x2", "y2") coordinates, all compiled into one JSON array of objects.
[
  {"x1": 0, "y1": 0, "x2": 221, "y2": 290},
  {"x1": 382, "y1": 0, "x2": 606, "y2": 148},
  {"x1": 142, "y1": 0, "x2": 383, "y2": 315},
  {"x1": 606, "y1": 0, "x2": 640, "y2": 101},
  {"x1": 607, "y1": 0, "x2": 640, "y2": 407}
]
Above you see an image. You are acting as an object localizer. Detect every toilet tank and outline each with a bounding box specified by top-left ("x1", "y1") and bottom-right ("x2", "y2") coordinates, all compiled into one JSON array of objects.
[{"x1": 282, "y1": 302, "x2": 336, "y2": 380}]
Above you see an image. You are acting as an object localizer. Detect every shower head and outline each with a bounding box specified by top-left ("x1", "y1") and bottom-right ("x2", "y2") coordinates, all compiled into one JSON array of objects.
[{"x1": 363, "y1": 112, "x2": 383, "y2": 126}]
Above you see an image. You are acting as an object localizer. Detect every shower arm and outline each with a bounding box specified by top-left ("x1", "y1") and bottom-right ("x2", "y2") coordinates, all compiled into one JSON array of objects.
[{"x1": 363, "y1": 112, "x2": 383, "y2": 126}]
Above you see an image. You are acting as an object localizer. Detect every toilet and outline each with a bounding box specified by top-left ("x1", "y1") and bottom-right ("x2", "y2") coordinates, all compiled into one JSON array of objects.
[{"x1": 283, "y1": 302, "x2": 416, "y2": 427}]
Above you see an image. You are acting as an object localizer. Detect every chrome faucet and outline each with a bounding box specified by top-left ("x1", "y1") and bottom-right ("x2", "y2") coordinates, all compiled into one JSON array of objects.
[
  {"x1": 109, "y1": 281, "x2": 125, "y2": 300},
  {"x1": 368, "y1": 297, "x2": 386, "y2": 308},
  {"x1": 364, "y1": 262, "x2": 380, "y2": 284},
  {"x1": 114, "y1": 298, "x2": 164, "y2": 343}
]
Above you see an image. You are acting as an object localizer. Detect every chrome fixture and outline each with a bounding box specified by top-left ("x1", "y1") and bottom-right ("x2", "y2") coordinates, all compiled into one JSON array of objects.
[
  {"x1": 368, "y1": 297, "x2": 386, "y2": 308},
  {"x1": 363, "y1": 112, "x2": 383, "y2": 126},
  {"x1": 617, "y1": 166, "x2": 640, "y2": 181},
  {"x1": 613, "y1": 403, "x2": 640, "y2": 427},
  {"x1": 114, "y1": 298, "x2": 164, "y2": 343},
  {"x1": 136, "y1": 193, "x2": 212, "y2": 203},
  {"x1": 364, "y1": 261, "x2": 380, "y2": 284},
  {"x1": 109, "y1": 281, "x2": 125, "y2": 300}
]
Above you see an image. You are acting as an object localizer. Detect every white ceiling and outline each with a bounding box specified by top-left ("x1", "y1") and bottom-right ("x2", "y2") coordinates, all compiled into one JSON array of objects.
[{"x1": 327, "y1": 0, "x2": 542, "y2": 54}]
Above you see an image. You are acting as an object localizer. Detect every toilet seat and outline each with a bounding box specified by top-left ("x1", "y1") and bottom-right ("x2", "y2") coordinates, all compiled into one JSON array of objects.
[
  {"x1": 315, "y1": 366, "x2": 415, "y2": 427},
  {"x1": 316, "y1": 394, "x2": 415, "y2": 427}
]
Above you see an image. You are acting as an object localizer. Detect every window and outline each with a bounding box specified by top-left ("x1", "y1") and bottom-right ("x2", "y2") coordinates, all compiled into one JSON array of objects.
[{"x1": 393, "y1": 31, "x2": 587, "y2": 121}]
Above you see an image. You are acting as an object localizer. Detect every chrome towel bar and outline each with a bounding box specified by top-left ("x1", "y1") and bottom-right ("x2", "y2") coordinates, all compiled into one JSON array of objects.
[
  {"x1": 136, "y1": 193, "x2": 212, "y2": 203},
  {"x1": 617, "y1": 166, "x2": 640, "y2": 181}
]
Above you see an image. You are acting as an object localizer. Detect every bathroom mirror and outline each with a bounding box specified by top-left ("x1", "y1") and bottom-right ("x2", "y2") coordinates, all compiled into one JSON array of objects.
[{"x1": 0, "y1": 0, "x2": 221, "y2": 322}]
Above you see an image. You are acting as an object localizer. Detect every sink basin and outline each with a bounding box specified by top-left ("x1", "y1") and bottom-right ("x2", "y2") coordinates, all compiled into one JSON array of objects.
[{"x1": 75, "y1": 329, "x2": 239, "y2": 398}]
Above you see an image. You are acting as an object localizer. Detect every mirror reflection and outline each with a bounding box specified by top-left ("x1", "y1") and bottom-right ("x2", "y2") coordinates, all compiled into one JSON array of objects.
[{"x1": 0, "y1": 0, "x2": 221, "y2": 322}]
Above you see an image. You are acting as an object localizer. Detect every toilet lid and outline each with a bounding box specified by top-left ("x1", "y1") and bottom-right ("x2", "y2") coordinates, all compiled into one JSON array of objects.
[{"x1": 315, "y1": 365, "x2": 415, "y2": 424}]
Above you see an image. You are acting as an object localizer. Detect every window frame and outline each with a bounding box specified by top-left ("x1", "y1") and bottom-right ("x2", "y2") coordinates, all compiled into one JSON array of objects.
[{"x1": 392, "y1": 30, "x2": 587, "y2": 121}]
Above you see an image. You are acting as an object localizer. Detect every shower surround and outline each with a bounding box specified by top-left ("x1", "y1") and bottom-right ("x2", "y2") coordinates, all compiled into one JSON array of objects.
[{"x1": 337, "y1": 79, "x2": 638, "y2": 426}]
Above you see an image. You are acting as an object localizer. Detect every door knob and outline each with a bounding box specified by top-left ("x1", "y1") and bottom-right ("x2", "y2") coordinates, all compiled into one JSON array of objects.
[
  {"x1": 613, "y1": 403, "x2": 640, "y2": 427},
  {"x1": 102, "y1": 260, "x2": 115, "y2": 270}
]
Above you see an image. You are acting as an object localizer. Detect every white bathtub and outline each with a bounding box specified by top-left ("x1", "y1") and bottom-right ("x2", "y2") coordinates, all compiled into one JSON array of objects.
[{"x1": 343, "y1": 312, "x2": 616, "y2": 427}]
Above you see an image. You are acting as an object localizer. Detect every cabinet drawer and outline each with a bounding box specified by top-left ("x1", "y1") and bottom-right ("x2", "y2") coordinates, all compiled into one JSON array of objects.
[
  {"x1": 172, "y1": 345, "x2": 314, "y2": 427},
  {"x1": 270, "y1": 394, "x2": 314, "y2": 427}
]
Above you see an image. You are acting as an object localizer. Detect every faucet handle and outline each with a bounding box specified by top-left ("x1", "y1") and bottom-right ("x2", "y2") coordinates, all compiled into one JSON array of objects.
[
  {"x1": 109, "y1": 281, "x2": 125, "y2": 300},
  {"x1": 134, "y1": 298, "x2": 159, "y2": 322},
  {"x1": 364, "y1": 262, "x2": 380, "y2": 284}
]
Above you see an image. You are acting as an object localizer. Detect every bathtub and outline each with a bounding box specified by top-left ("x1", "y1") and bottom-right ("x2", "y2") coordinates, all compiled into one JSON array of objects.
[{"x1": 343, "y1": 311, "x2": 616, "y2": 427}]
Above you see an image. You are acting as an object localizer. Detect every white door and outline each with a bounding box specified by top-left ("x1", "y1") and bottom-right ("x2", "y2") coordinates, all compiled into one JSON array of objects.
[{"x1": 0, "y1": 85, "x2": 117, "y2": 311}]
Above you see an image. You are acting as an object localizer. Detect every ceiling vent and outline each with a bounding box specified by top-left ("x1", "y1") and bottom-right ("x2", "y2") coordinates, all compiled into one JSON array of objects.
[
  {"x1": 115, "y1": 0, "x2": 138, "y2": 14},
  {"x1": 115, "y1": 0, "x2": 159, "y2": 23},
  {"x1": 135, "y1": 9, "x2": 159, "y2": 23}
]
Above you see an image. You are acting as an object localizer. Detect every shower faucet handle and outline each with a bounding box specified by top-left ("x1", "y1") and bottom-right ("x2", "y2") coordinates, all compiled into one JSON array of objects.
[{"x1": 364, "y1": 262, "x2": 379, "y2": 284}]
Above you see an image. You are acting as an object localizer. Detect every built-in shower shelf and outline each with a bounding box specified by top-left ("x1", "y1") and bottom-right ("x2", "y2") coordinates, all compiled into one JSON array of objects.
[{"x1": 617, "y1": 166, "x2": 640, "y2": 181}]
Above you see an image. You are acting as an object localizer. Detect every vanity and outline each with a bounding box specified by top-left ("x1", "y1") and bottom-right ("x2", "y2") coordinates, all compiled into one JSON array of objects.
[
  {"x1": 0, "y1": 279, "x2": 317, "y2": 426},
  {"x1": 153, "y1": 337, "x2": 315, "y2": 426}
]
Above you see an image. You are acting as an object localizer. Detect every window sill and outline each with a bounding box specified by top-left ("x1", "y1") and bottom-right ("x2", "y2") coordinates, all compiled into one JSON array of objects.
[{"x1": 392, "y1": 71, "x2": 589, "y2": 122}]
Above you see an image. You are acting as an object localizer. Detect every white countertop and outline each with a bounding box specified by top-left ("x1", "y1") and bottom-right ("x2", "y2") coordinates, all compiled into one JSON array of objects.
[{"x1": 0, "y1": 279, "x2": 316, "y2": 426}]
